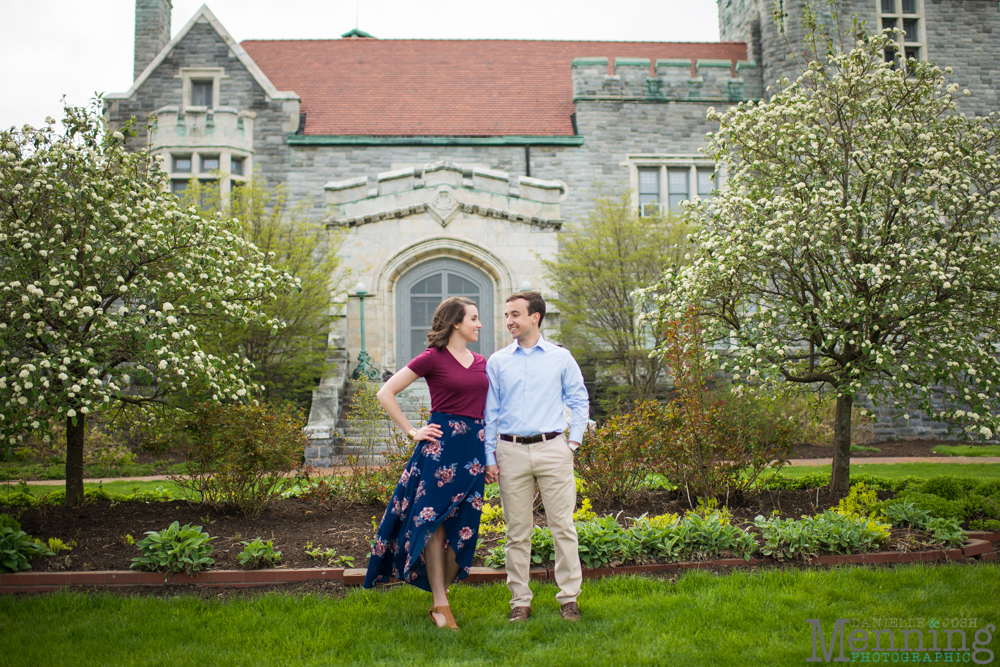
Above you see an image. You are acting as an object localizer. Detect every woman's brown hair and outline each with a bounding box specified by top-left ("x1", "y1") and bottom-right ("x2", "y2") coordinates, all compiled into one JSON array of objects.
[{"x1": 426, "y1": 296, "x2": 478, "y2": 350}]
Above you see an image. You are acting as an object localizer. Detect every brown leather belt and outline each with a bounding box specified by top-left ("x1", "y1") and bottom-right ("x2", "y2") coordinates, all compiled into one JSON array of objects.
[{"x1": 499, "y1": 431, "x2": 563, "y2": 444}]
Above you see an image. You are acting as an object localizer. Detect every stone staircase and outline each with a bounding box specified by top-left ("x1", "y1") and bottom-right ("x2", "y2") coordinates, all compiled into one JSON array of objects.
[{"x1": 330, "y1": 379, "x2": 431, "y2": 465}]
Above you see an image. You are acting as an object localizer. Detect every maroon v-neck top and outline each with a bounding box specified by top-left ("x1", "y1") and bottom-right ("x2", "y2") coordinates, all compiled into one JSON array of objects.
[{"x1": 407, "y1": 347, "x2": 488, "y2": 419}]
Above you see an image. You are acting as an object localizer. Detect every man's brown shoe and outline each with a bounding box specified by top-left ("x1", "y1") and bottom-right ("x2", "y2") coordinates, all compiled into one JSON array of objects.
[
  {"x1": 560, "y1": 602, "x2": 581, "y2": 621},
  {"x1": 509, "y1": 606, "x2": 531, "y2": 622}
]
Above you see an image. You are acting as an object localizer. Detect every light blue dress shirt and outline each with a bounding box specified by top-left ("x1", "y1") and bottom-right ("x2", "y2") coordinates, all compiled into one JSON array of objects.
[{"x1": 484, "y1": 336, "x2": 590, "y2": 466}]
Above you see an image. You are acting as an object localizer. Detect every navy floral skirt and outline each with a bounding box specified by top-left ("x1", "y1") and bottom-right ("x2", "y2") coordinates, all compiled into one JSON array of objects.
[{"x1": 362, "y1": 412, "x2": 486, "y2": 591}]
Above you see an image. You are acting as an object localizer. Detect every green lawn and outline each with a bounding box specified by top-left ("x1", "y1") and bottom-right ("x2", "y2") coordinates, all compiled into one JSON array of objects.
[
  {"x1": 932, "y1": 445, "x2": 1000, "y2": 458},
  {"x1": 0, "y1": 564, "x2": 996, "y2": 666},
  {"x1": 779, "y1": 462, "x2": 1000, "y2": 480},
  {"x1": 0, "y1": 479, "x2": 191, "y2": 500}
]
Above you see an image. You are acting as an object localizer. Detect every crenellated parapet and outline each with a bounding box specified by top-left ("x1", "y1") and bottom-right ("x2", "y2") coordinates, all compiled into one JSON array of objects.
[
  {"x1": 325, "y1": 161, "x2": 563, "y2": 229},
  {"x1": 572, "y1": 57, "x2": 763, "y2": 104}
]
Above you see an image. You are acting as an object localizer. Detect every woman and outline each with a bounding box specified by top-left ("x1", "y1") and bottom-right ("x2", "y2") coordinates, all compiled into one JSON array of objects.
[{"x1": 362, "y1": 296, "x2": 488, "y2": 630}]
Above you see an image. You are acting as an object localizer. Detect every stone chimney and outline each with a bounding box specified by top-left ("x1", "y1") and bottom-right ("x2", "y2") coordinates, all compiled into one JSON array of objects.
[{"x1": 134, "y1": 0, "x2": 172, "y2": 81}]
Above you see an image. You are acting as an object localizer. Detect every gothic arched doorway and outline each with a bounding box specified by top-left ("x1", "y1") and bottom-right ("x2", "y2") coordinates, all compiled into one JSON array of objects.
[{"x1": 395, "y1": 258, "x2": 494, "y2": 368}]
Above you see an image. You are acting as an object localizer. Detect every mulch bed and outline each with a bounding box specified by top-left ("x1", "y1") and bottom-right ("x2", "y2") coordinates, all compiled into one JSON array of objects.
[{"x1": 7, "y1": 488, "x2": 857, "y2": 575}]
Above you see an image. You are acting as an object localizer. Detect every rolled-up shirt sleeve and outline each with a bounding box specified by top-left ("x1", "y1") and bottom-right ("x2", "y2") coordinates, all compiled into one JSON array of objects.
[
  {"x1": 484, "y1": 357, "x2": 501, "y2": 466},
  {"x1": 563, "y1": 357, "x2": 589, "y2": 445}
]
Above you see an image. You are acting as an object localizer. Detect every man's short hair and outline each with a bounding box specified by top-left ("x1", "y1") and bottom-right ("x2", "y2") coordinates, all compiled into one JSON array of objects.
[{"x1": 506, "y1": 291, "x2": 546, "y2": 327}]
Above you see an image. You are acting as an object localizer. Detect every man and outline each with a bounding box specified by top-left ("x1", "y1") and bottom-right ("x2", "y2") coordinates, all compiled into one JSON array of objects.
[{"x1": 484, "y1": 291, "x2": 590, "y2": 622}]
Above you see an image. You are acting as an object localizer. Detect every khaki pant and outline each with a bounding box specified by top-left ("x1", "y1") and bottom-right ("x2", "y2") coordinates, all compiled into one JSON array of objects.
[{"x1": 496, "y1": 433, "x2": 582, "y2": 608}]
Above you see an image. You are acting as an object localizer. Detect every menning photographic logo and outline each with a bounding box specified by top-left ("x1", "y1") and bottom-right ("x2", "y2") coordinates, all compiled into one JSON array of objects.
[{"x1": 806, "y1": 618, "x2": 995, "y2": 664}]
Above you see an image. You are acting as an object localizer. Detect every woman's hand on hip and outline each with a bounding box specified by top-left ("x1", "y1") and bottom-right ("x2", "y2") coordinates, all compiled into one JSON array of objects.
[{"x1": 413, "y1": 423, "x2": 443, "y2": 441}]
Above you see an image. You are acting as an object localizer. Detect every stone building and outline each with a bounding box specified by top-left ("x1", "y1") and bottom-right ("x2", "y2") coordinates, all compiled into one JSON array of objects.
[{"x1": 105, "y1": 1, "x2": 1000, "y2": 456}]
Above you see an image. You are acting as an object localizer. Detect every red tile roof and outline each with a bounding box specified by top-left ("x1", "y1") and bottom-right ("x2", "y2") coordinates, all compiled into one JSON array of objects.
[{"x1": 240, "y1": 39, "x2": 747, "y2": 136}]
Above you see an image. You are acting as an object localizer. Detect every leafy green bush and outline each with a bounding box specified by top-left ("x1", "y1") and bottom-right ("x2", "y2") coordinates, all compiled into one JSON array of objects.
[
  {"x1": 918, "y1": 475, "x2": 978, "y2": 501},
  {"x1": 680, "y1": 512, "x2": 756, "y2": 560},
  {"x1": 0, "y1": 485, "x2": 173, "y2": 507},
  {"x1": 130, "y1": 522, "x2": 215, "y2": 574},
  {"x1": 237, "y1": 538, "x2": 282, "y2": 569},
  {"x1": 0, "y1": 526, "x2": 54, "y2": 573},
  {"x1": 753, "y1": 511, "x2": 890, "y2": 561},
  {"x1": 654, "y1": 315, "x2": 800, "y2": 500},
  {"x1": 0, "y1": 514, "x2": 20, "y2": 532},
  {"x1": 975, "y1": 480, "x2": 1000, "y2": 499},
  {"x1": 0, "y1": 491, "x2": 36, "y2": 508},
  {"x1": 576, "y1": 516, "x2": 629, "y2": 568},
  {"x1": 924, "y1": 517, "x2": 966, "y2": 547},
  {"x1": 833, "y1": 483, "x2": 885, "y2": 521},
  {"x1": 172, "y1": 402, "x2": 306, "y2": 517},
  {"x1": 882, "y1": 500, "x2": 932, "y2": 529},
  {"x1": 758, "y1": 472, "x2": 921, "y2": 493},
  {"x1": 897, "y1": 492, "x2": 963, "y2": 520},
  {"x1": 531, "y1": 526, "x2": 555, "y2": 565},
  {"x1": 576, "y1": 400, "x2": 671, "y2": 504},
  {"x1": 628, "y1": 515, "x2": 684, "y2": 562},
  {"x1": 976, "y1": 481, "x2": 1000, "y2": 498},
  {"x1": 970, "y1": 519, "x2": 1000, "y2": 531},
  {"x1": 958, "y1": 493, "x2": 1000, "y2": 522}
]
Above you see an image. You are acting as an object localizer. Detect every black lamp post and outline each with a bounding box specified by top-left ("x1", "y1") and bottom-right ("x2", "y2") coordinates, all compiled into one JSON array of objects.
[{"x1": 351, "y1": 281, "x2": 379, "y2": 381}]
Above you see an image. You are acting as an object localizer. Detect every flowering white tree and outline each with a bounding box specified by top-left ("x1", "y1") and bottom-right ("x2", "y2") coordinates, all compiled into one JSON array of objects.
[
  {"x1": 650, "y1": 29, "x2": 1000, "y2": 490},
  {"x1": 0, "y1": 103, "x2": 298, "y2": 505}
]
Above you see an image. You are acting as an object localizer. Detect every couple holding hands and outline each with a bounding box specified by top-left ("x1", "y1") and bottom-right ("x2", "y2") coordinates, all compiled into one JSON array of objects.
[{"x1": 362, "y1": 291, "x2": 590, "y2": 629}]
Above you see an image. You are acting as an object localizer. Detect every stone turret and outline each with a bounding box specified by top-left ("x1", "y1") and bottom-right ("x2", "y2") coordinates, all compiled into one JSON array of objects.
[{"x1": 134, "y1": 0, "x2": 172, "y2": 81}]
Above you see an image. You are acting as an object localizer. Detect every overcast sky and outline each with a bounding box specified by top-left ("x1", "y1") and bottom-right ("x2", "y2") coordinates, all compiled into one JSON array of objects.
[{"x1": 0, "y1": 0, "x2": 721, "y2": 130}]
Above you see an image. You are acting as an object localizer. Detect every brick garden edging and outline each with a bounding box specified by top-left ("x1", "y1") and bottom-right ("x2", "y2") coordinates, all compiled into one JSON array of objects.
[{"x1": 3, "y1": 532, "x2": 997, "y2": 596}]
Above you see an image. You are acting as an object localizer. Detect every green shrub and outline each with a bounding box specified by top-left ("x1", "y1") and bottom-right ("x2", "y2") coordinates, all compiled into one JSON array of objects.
[
  {"x1": 918, "y1": 475, "x2": 978, "y2": 501},
  {"x1": 959, "y1": 493, "x2": 1000, "y2": 522},
  {"x1": 0, "y1": 491, "x2": 35, "y2": 508},
  {"x1": 172, "y1": 402, "x2": 306, "y2": 518},
  {"x1": 679, "y1": 512, "x2": 756, "y2": 560},
  {"x1": 130, "y1": 522, "x2": 215, "y2": 574},
  {"x1": 898, "y1": 492, "x2": 963, "y2": 520},
  {"x1": 237, "y1": 538, "x2": 282, "y2": 569},
  {"x1": 483, "y1": 542, "x2": 506, "y2": 568},
  {"x1": 975, "y1": 479, "x2": 1000, "y2": 500},
  {"x1": 0, "y1": 526, "x2": 54, "y2": 573},
  {"x1": 891, "y1": 476, "x2": 925, "y2": 493},
  {"x1": 531, "y1": 526, "x2": 555, "y2": 565},
  {"x1": 833, "y1": 483, "x2": 885, "y2": 521},
  {"x1": 576, "y1": 516, "x2": 631, "y2": 568},
  {"x1": 576, "y1": 400, "x2": 671, "y2": 505},
  {"x1": 627, "y1": 516, "x2": 685, "y2": 562},
  {"x1": 849, "y1": 473, "x2": 896, "y2": 492},
  {"x1": 0, "y1": 514, "x2": 20, "y2": 532},
  {"x1": 924, "y1": 517, "x2": 966, "y2": 547},
  {"x1": 753, "y1": 511, "x2": 890, "y2": 561},
  {"x1": 969, "y1": 519, "x2": 1000, "y2": 531}
]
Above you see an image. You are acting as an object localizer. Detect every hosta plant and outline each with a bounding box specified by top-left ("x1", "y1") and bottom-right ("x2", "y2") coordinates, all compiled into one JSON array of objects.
[
  {"x1": 130, "y1": 521, "x2": 215, "y2": 574},
  {"x1": 0, "y1": 526, "x2": 54, "y2": 573},
  {"x1": 237, "y1": 538, "x2": 282, "y2": 569}
]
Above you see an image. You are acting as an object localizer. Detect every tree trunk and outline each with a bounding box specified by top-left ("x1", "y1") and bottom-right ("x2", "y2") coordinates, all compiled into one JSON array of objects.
[
  {"x1": 830, "y1": 394, "x2": 853, "y2": 492},
  {"x1": 65, "y1": 414, "x2": 85, "y2": 507}
]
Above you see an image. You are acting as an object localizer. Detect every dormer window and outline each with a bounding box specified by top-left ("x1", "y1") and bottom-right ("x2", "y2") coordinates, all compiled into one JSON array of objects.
[
  {"x1": 191, "y1": 80, "x2": 213, "y2": 108},
  {"x1": 178, "y1": 67, "x2": 226, "y2": 110}
]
